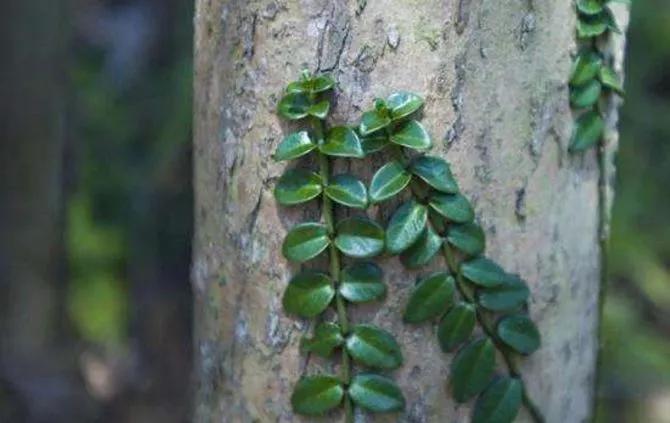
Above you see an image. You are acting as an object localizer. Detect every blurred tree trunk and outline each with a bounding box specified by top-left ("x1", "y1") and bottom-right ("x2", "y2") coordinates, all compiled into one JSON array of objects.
[
  {"x1": 192, "y1": 1, "x2": 628, "y2": 421},
  {"x1": 0, "y1": 2, "x2": 93, "y2": 421}
]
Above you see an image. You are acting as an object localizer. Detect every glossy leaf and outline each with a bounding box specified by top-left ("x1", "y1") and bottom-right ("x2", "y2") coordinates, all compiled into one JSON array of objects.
[
  {"x1": 286, "y1": 74, "x2": 335, "y2": 94},
  {"x1": 334, "y1": 217, "x2": 385, "y2": 258},
  {"x1": 325, "y1": 174, "x2": 368, "y2": 209},
  {"x1": 301, "y1": 322, "x2": 344, "y2": 357},
  {"x1": 403, "y1": 272, "x2": 455, "y2": 323},
  {"x1": 497, "y1": 314, "x2": 541, "y2": 355},
  {"x1": 390, "y1": 120, "x2": 432, "y2": 150},
  {"x1": 570, "y1": 51, "x2": 602, "y2": 87},
  {"x1": 478, "y1": 274, "x2": 529, "y2": 312},
  {"x1": 274, "y1": 131, "x2": 316, "y2": 161},
  {"x1": 569, "y1": 110, "x2": 604, "y2": 152},
  {"x1": 386, "y1": 91, "x2": 424, "y2": 120},
  {"x1": 277, "y1": 92, "x2": 311, "y2": 120},
  {"x1": 447, "y1": 222, "x2": 485, "y2": 256},
  {"x1": 274, "y1": 169, "x2": 323, "y2": 205},
  {"x1": 570, "y1": 79, "x2": 602, "y2": 108},
  {"x1": 369, "y1": 161, "x2": 412, "y2": 203},
  {"x1": 319, "y1": 126, "x2": 364, "y2": 158},
  {"x1": 348, "y1": 374, "x2": 405, "y2": 413},
  {"x1": 599, "y1": 65, "x2": 624, "y2": 95},
  {"x1": 291, "y1": 375, "x2": 344, "y2": 415},
  {"x1": 576, "y1": 13, "x2": 608, "y2": 38},
  {"x1": 282, "y1": 222, "x2": 330, "y2": 262},
  {"x1": 451, "y1": 338, "x2": 496, "y2": 402},
  {"x1": 429, "y1": 193, "x2": 474, "y2": 223},
  {"x1": 360, "y1": 132, "x2": 389, "y2": 154},
  {"x1": 308, "y1": 100, "x2": 330, "y2": 119},
  {"x1": 345, "y1": 324, "x2": 403, "y2": 369},
  {"x1": 460, "y1": 257, "x2": 508, "y2": 288},
  {"x1": 339, "y1": 262, "x2": 386, "y2": 303},
  {"x1": 400, "y1": 225, "x2": 443, "y2": 268},
  {"x1": 576, "y1": 0, "x2": 604, "y2": 15},
  {"x1": 438, "y1": 302, "x2": 476, "y2": 352},
  {"x1": 386, "y1": 200, "x2": 428, "y2": 254},
  {"x1": 472, "y1": 377, "x2": 523, "y2": 423},
  {"x1": 359, "y1": 110, "x2": 391, "y2": 136},
  {"x1": 282, "y1": 271, "x2": 335, "y2": 318},
  {"x1": 410, "y1": 155, "x2": 459, "y2": 193}
]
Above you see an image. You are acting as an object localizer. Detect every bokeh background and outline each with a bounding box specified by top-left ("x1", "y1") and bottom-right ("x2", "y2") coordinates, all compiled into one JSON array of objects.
[{"x1": 0, "y1": 0, "x2": 668, "y2": 422}]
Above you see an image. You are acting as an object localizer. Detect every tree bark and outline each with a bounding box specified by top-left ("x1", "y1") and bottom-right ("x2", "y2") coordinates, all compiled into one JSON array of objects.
[{"x1": 192, "y1": 1, "x2": 628, "y2": 421}]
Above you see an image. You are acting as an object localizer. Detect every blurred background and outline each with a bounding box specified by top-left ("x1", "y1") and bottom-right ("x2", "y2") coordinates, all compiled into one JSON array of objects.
[{"x1": 0, "y1": 0, "x2": 667, "y2": 422}]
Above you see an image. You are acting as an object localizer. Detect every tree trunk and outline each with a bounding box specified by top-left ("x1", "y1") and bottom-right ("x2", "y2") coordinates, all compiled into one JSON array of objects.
[{"x1": 192, "y1": 1, "x2": 628, "y2": 421}]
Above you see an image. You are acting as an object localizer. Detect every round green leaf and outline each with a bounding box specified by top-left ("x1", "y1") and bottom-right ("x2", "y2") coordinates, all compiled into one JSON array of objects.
[
  {"x1": 339, "y1": 262, "x2": 386, "y2": 303},
  {"x1": 307, "y1": 100, "x2": 330, "y2": 119},
  {"x1": 345, "y1": 324, "x2": 403, "y2": 369},
  {"x1": 570, "y1": 79, "x2": 602, "y2": 109},
  {"x1": 274, "y1": 169, "x2": 323, "y2": 205},
  {"x1": 400, "y1": 225, "x2": 443, "y2": 269},
  {"x1": 282, "y1": 222, "x2": 330, "y2": 262},
  {"x1": 282, "y1": 271, "x2": 335, "y2": 318},
  {"x1": 390, "y1": 120, "x2": 432, "y2": 150},
  {"x1": 451, "y1": 338, "x2": 496, "y2": 402},
  {"x1": 359, "y1": 109, "x2": 391, "y2": 136},
  {"x1": 576, "y1": 0, "x2": 605, "y2": 15},
  {"x1": 429, "y1": 193, "x2": 474, "y2": 223},
  {"x1": 599, "y1": 65, "x2": 624, "y2": 95},
  {"x1": 274, "y1": 131, "x2": 316, "y2": 161},
  {"x1": 311, "y1": 75, "x2": 336, "y2": 93},
  {"x1": 569, "y1": 110, "x2": 604, "y2": 152},
  {"x1": 386, "y1": 200, "x2": 428, "y2": 255},
  {"x1": 348, "y1": 374, "x2": 405, "y2": 413},
  {"x1": 460, "y1": 257, "x2": 508, "y2": 288},
  {"x1": 386, "y1": 91, "x2": 424, "y2": 120},
  {"x1": 301, "y1": 322, "x2": 344, "y2": 357},
  {"x1": 478, "y1": 274, "x2": 529, "y2": 312},
  {"x1": 473, "y1": 377, "x2": 523, "y2": 423},
  {"x1": 576, "y1": 13, "x2": 608, "y2": 38},
  {"x1": 334, "y1": 217, "x2": 385, "y2": 258},
  {"x1": 438, "y1": 302, "x2": 476, "y2": 352},
  {"x1": 410, "y1": 155, "x2": 459, "y2": 193},
  {"x1": 291, "y1": 374, "x2": 344, "y2": 415},
  {"x1": 361, "y1": 132, "x2": 389, "y2": 155},
  {"x1": 278, "y1": 92, "x2": 311, "y2": 120},
  {"x1": 319, "y1": 126, "x2": 364, "y2": 158},
  {"x1": 570, "y1": 51, "x2": 603, "y2": 87},
  {"x1": 497, "y1": 314, "x2": 541, "y2": 355},
  {"x1": 447, "y1": 222, "x2": 485, "y2": 256},
  {"x1": 403, "y1": 272, "x2": 455, "y2": 323},
  {"x1": 369, "y1": 161, "x2": 412, "y2": 203},
  {"x1": 324, "y1": 174, "x2": 368, "y2": 209}
]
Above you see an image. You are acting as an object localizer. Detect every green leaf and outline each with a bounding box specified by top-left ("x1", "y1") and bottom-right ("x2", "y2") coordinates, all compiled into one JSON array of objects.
[
  {"x1": 359, "y1": 110, "x2": 391, "y2": 136},
  {"x1": 282, "y1": 271, "x2": 335, "y2": 318},
  {"x1": 497, "y1": 314, "x2": 541, "y2": 355},
  {"x1": 348, "y1": 374, "x2": 405, "y2": 413},
  {"x1": 451, "y1": 338, "x2": 496, "y2": 402},
  {"x1": 311, "y1": 75, "x2": 336, "y2": 93},
  {"x1": 360, "y1": 132, "x2": 389, "y2": 155},
  {"x1": 319, "y1": 126, "x2": 364, "y2": 158},
  {"x1": 410, "y1": 155, "x2": 459, "y2": 193},
  {"x1": 301, "y1": 322, "x2": 344, "y2": 357},
  {"x1": 339, "y1": 262, "x2": 386, "y2": 303},
  {"x1": 429, "y1": 193, "x2": 474, "y2": 223},
  {"x1": 291, "y1": 374, "x2": 344, "y2": 415},
  {"x1": 403, "y1": 272, "x2": 455, "y2": 323},
  {"x1": 447, "y1": 222, "x2": 485, "y2": 256},
  {"x1": 576, "y1": 12, "x2": 608, "y2": 38},
  {"x1": 576, "y1": 0, "x2": 605, "y2": 15},
  {"x1": 278, "y1": 92, "x2": 311, "y2": 120},
  {"x1": 460, "y1": 257, "x2": 508, "y2": 288},
  {"x1": 570, "y1": 79, "x2": 602, "y2": 109},
  {"x1": 477, "y1": 274, "x2": 529, "y2": 312},
  {"x1": 603, "y1": 6, "x2": 621, "y2": 33},
  {"x1": 273, "y1": 131, "x2": 316, "y2": 161},
  {"x1": 345, "y1": 324, "x2": 403, "y2": 369},
  {"x1": 390, "y1": 120, "x2": 432, "y2": 150},
  {"x1": 325, "y1": 174, "x2": 368, "y2": 209},
  {"x1": 599, "y1": 65, "x2": 624, "y2": 95},
  {"x1": 282, "y1": 222, "x2": 330, "y2": 262},
  {"x1": 334, "y1": 217, "x2": 385, "y2": 258},
  {"x1": 570, "y1": 51, "x2": 603, "y2": 87},
  {"x1": 438, "y1": 303, "x2": 476, "y2": 352},
  {"x1": 472, "y1": 377, "x2": 523, "y2": 423},
  {"x1": 307, "y1": 100, "x2": 330, "y2": 119},
  {"x1": 274, "y1": 169, "x2": 323, "y2": 206},
  {"x1": 386, "y1": 200, "x2": 428, "y2": 254},
  {"x1": 400, "y1": 225, "x2": 443, "y2": 268},
  {"x1": 386, "y1": 91, "x2": 424, "y2": 120},
  {"x1": 569, "y1": 110, "x2": 604, "y2": 152},
  {"x1": 369, "y1": 161, "x2": 412, "y2": 203}
]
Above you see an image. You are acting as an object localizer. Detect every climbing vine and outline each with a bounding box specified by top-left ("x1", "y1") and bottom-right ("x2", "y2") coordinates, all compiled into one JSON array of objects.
[{"x1": 569, "y1": 0, "x2": 624, "y2": 151}]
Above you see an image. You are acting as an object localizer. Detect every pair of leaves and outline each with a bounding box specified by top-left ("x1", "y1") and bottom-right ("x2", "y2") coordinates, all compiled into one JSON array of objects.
[
  {"x1": 287, "y1": 74, "x2": 336, "y2": 95},
  {"x1": 275, "y1": 169, "x2": 367, "y2": 209},
  {"x1": 570, "y1": 51, "x2": 623, "y2": 95},
  {"x1": 278, "y1": 93, "x2": 330, "y2": 120},
  {"x1": 359, "y1": 92, "x2": 424, "y2": 135},
  {"x1": 576, "y1": 5, "x2": 620, "y2": 38},
  {"x1": 291, "y1": 374, "x2": 404, "y2": 415}
]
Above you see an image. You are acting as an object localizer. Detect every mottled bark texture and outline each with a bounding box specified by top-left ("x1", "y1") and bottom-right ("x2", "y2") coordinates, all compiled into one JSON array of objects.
[{"x1": 192, "y1": 1, "x2": 628, "y2": 421}]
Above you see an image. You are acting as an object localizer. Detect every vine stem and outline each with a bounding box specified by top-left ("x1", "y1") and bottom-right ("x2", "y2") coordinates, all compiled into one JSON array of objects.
[{"x1": 314, "y1": 117, "x2": 353, "y2": 423}]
